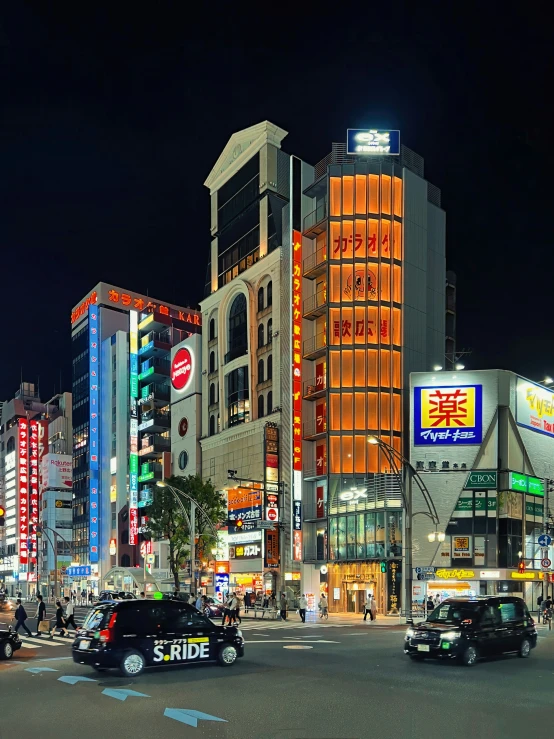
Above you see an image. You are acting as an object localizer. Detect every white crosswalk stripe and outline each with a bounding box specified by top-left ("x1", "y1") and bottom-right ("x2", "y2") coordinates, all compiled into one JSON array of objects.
[
  {"x1": 19, "y1": 635, "x2": 74, "y2": 648},
  {"x1": 237, "y1": 622, "x2": 349, "y2": 631}
]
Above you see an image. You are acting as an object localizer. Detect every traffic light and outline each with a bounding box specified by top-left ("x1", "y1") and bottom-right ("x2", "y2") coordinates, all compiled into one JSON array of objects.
[
  {"x1": 518, "y1": 559, "x2": 526, "y2": 573},
  {"x1": 380, "y1": 560, "x2": 387, "y2": 573},
  {"x1": 0, "y1": 505, "x2": 4, "y2": 527},
  {"x1": 235, "y1": 518, "x2": 244, "y2": 529}
]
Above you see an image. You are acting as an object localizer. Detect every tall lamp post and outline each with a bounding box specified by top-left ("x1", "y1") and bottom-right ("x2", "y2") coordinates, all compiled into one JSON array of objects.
[
  {"x1": 155, "y1": 481, "x2": 220, "y2": 595},
  {"x1": 367, "y1": 436, "x2": 443, "y2": 617},
  {"x1": 37, "y1": 525, "x2": 74, "y2": 599}
]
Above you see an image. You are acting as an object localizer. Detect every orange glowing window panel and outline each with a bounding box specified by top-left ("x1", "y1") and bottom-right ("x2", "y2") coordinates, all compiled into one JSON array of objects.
[
  {"x1": 330, "y1": 394, "x2": 341, "y2": 431},
  {"x1": 330, "y1": 265, "x2": 341, "y2": 303},
  {"x1": 354, "y1": 306, "x2": 366, "y2": 345},
  {"x1": 381, "y1": 219, "x2": 391, "y2": 257},
  {"x1": 380, "y1": 436, "x2": 391, "y2": 473},
  {"x1": 330, "y1": 178, "x2": 341, "y2": 217},
  {"x1": 355, "y1": 219, "x2": 366, "y2": 260},
  {"x1": 342, "y1": 220, "x2": 354, "y2": 259},
  {"x1": 368, "y1": 219, "x2": 379, "y2": 257},
  {"x1": 369, "y1": 174, "x2": 380, "y2": 214},
  {"x1": 354, "y1": 392, "x2": 366, "y2": 430},
  {"x1": 393, "y1": 265, "x2": 402, "y2": 304},
  {"x1": 393, "y1": 435, "x2": 402, "y2": 458},
  {"x1": 381, "y1": 175, "x2": 391, "y2": 215},
  {"x1": 367, "y1": 349, "x2": 378, "y2": 386},
  {"x1": 392, "y1": 308, "x2": 402, "y2": 346},
  {"x1": 367, "y1": 392, "x2": 378, "y2": 428},
  {"x1": 330, "y1": 351, "x2": 341, "y2": 388},
  {"x1": 355, "y1": 175, "x2": 367, "y2": 214},
  {"x1": 367, "y1": 307, "x2": 378, "y2": 344},
  {"x1": 342, "y1": 436, "x2": 353, "y2": 473},
  {"x1": 330, "y1": 436, "x2": 341, "y2": 474},
  {"x1": 393, "y1": 177, "x2": 403, "y2": 218},
  {"x1": 330, "y1": 222, "x2": 341, "y2": 259},
  {"x1": 368, "y1": 440, "x2": 379, "y2": 473},
  {"x1": 342, "y1": 394, "x2": 353, "y2": 430},
  {"x1": 342, "y1": 350, "x2": 353, "y2": 386},
  {"x1": 381, "y1": 392, "x2": 391, "y2": 430},
  {"x1": 380, "y1": 306, "x2": 391, "y2": 345},
  {"x1": 393, "y1": 350, "x2": 401, "y2": 389},
  {"x1": 393, "y1": 393, "x2": 402, "y2": 431},
  {"x1": 393, "y1": 221, "x2": 402, "y2": 261},
  {"x1": 380, "y1": 264, "x2": 391, "y2": 303},
  {"x1": 343, "y1": 176, "x2": 354, "y2": 216},
  {"x1": 330, "y1": 308, "x2": 341, "y2": 345},
  {"x1": 354, "y1": 435, "x2": 366, "y2": 473},
  {"x1": 380, "y1": 349, "x2": 391, "y2": 387},
  {"x1": 341, "y1": 307, "x2": 353, "y2": 344},
  {"x1": 354, "y1": 350, "x2": 365, "y2": 386}
]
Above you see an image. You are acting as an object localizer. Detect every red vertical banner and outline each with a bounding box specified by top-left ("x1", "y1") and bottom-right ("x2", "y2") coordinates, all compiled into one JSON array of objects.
[
  {"x1": 316, "y1": 443, "x2": 327, "y2": 476},
  {"x1": 315, "y1": 361, "x2": 325, "y2": 392},
  {"x1": 29, "y1": 421, "x2": 40, "y2": 564},
  {"x1": 315, "y1": 402, "x2": 326, "y2": 435},
  {"x1": 316, "y1": 485, "x2": 325, "y2": 518},
  {"x1": 37, "y1": 419, "x2": 49, "y2": 498},
  {"x1": 292, "y1": 230, "x2": 303, "y2": 473},
  {"x1": 18, "y1": 420, "x2": 29, "y2": 565}
]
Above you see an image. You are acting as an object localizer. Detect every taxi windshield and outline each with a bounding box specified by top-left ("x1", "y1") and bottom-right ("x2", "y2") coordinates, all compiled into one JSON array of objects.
[{"x1": 428, "y1": 602, "x2": 480, "y2": 625}]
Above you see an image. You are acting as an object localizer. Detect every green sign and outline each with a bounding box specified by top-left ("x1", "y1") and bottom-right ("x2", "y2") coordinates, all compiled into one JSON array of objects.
[
  {"x1": 464, "y1": 470, "x2": 497, "y2": 490},
  {"x1": 138, "y1": 366, "x2": 154, "y2": 381},
  {"x1": 525, "y1": 501, "x2": 544, "y2": 518},
  {"x1": 455, "y1": 497, "x2": 473, "y2": 512},
  {"x1": 508, "y1": 472, "x2": 544, "y2": 497},
  {"x1": 138, "y1": 471, "x2": 155, "y2": 483}
]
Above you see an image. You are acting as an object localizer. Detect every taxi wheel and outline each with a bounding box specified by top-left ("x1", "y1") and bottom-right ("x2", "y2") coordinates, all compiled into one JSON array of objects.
[
  {"x1": 460, "y1": 645, "x2": 478, "y2": 667},
  {"x1": 120, "y1": 649, "x2": 145, "y2": 677},
  {"x1": 218, "y1": 645, "x2": 238, "y2": 666},
  {"x1": 1, "y1": 642, "x2": 13, "y2": 660},
  {"x1": 518, "y1": 638, "x2": 531, "y2": 658}
]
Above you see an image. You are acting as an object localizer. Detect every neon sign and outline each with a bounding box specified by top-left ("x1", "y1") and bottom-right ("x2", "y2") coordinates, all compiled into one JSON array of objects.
[
  {"x1": 292, "y1": 230, "x2": 303, "y2": 562},
  {"x1": 346, "y1": 129, "x2": 400, "y2": 155},
  {"x1": 29, "y1": 420, "x2": 39, "y2": 563},
  {"x1": 89, "y1": 306, "x2": 99, "y2": 563},
  {"x1": 129, "y1": 310, "x2": 139, "y2": 544},
  {"x1": 18, "y1": 419, "x2": 29, "y2": 565},
  {"x1": 171, "y1": 347, "x2": 194, "y2": 392}
]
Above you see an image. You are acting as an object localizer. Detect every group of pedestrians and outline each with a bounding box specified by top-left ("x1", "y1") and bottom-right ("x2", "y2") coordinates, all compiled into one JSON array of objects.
[
  {"x1": 14, "y1": 593, "x2": 78, "y2": 639},
  {"x1": 222, "y1": 593, "x2": 242, "y2": 626}
]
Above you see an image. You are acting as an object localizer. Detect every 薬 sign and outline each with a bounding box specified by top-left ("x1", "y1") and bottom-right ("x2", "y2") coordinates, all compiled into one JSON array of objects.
[{"x1": 413, "y1": 384, "x2": 483, "y2": 446}]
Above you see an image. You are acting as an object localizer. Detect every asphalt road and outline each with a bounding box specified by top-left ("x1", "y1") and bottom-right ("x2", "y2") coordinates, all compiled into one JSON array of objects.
[{"x1": 1, "y1": 619, "x2": 553, "y2": 739}]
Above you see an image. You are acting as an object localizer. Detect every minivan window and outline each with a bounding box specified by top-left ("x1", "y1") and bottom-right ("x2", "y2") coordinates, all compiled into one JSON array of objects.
[
  {"x1": 480, "y1": 605, "x2": 501, "y2": 627},
  {"x1": 499, "y1": 601, "x2": 524, "y2": 623},
  {"x1": 428, "y1": 602, "x2": 480, "y2": 625},
  {"x1": 118, "y1": 604, "x2": 173, "y2": 633}
]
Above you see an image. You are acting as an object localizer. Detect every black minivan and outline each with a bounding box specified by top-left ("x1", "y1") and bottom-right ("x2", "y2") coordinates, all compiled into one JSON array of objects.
[
  {"x1": 404, "y1": 596, "x2": 537, "y2": 666},
  {"x1": 72, "y1": 598, "x2": 244, "y2": 676}
]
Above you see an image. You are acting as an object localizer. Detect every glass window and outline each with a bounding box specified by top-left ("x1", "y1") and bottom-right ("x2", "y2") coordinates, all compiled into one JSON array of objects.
[
  {"x1": 267, "y1": 391, "x2": 273, "y2": 413},
  {"x1": 365, "y1": 513, "x2": 376, "y2": 557},
  {"x1": 500, "y1": 601, "x2": 523, "y2": 623},
  {"x1": 258, "y1": 287, "x2": 264, "y2": 312},
  {"x1": 347, "y1": 516, "x2": 356, "y2": 558},
  {"x1": 357, "y1": 514, "x2": 365, "y2": 557},
  {"x1": 480, "y1": 606, "x2": 501, "y2": 627},
  {"x1": 329, "y1": 517, "x2": 338, "y2": 560},
  {"x1": 258, "y1": 359, "x2": 264, "y2": 383},
  {"x1": 267, "y1": 319, "x2": 272, "y2": 343},
  {"x1": 229, "y1": 294, "x2": 247, "y2": 351},
  {"x1": 428, "y1": 602, "x2": 480, "y2": 625},
  {"x1": 258, "y1": 395, "x2": 264, "y2": 418},
  {"x1": 267, "y1": 355, "x2": 273, "y2": 380},
  {"x1": 337, "y1": 516, "x2": 347, "y2": 559},
  {"x1": 258, "y1": 324, "x2": 264, "y2": 348},
  {"x1": 387, "y1": 512, "x2": 402, "y2": 556},
  {"x1": 267, "y1": 281, "x2": 273, "y2": 307},
  {"x1": 376, "y1": 512, "x2": 385, "y2": 557},
  {"x1": 227, "y1": 367, "x2": 249, "y2": 427},
  {"x1": 209, "y1": 318, "x2": 216, "y2": 341},
  {"x1": 209, "y1": 383, "x2": 216, "y2": 405},
  {"x1": 209, "y1": 415, "x2": 215, "y2": 436},
  {"x1": 209, "y1": 351, "x2": 216, "y2": 374}
]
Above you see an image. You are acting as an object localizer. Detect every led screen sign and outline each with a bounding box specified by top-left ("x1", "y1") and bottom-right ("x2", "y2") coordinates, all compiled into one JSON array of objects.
[
  {"x1": 516, "y1": 377, "x2": 554, "y2": 438},
  {"x1": 347, "y1": 129, "x2": 400, "y2": 155}
]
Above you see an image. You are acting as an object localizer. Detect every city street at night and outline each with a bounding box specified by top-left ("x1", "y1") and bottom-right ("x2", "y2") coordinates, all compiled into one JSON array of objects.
[{"x1": 1, "y1": 618, "x2": 553, "y2": 739}]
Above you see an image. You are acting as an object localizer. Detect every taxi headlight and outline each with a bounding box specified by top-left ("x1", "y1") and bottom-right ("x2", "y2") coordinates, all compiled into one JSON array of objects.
[
  {"x1": 405, "y1": 628, "x2": 414, "y2": 638},
  {"x1": 441, "y1": 630, "x2": 460, "y2": 641}
]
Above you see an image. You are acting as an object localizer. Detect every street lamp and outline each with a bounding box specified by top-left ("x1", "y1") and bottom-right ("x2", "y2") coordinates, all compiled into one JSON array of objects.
[
  {"x1": 544, "y1": 377, "x2": 553, "y2": 386},
  {"x1": 432, "y1": 365, "x2": 443, "y2": 372},
  {"x1": 427, "y1": 531, "x2": 446, "y2": 543},
  {"x1": 367, "y1": 435, "x2": 441, "y2": 618}
]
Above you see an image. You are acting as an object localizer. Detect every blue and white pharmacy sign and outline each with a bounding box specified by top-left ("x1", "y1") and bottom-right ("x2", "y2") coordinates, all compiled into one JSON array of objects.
[
  {"x1": 413, "y1": 384, "x2": 483, "y2": 446},
  {"x1": 347, "y1": 129, "x2": 400, "y2": 156}
]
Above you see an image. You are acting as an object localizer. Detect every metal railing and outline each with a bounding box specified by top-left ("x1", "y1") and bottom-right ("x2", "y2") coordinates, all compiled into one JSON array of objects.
[
  {"x1": 303, "y1": 376, "x2": 326, "y2": 396},
  {"x1": 303, "y1": 290, "x2": 327, "y2": 316},
  {"x1": 303, "y1": 200, "x2": 327, "y2": 232},
  {"x1": 303, "y1": 245, "x2": 327, "y2": 275},
  {"x1": 303, "y1": 333, "x2": 327, "y2": 358}
]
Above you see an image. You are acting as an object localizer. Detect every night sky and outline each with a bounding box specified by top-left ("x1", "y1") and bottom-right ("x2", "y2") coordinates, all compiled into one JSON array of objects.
[{"x1": 1, "y1": 5, "x2": 552, "y2": 402}]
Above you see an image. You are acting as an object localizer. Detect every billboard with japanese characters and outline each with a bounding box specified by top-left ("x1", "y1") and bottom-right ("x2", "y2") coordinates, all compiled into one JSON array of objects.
[
  {"x1": 413, "y1": 384, "x2": 483, "y2": 446},
  {"x1": 516, "y1": 376, "x2": 554, "y2": 438}
]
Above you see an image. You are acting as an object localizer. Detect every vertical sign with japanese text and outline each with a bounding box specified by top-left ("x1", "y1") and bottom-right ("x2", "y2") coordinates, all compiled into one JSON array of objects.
[
  {"x1": 89, "y1": 306, "x2": 99, "y2": 563},
  {"x1": 292, "y1": 230, "x2": 303, "y2": 561},
  {"x1": 264, "y1": 426, "x2": 280, "y2": 525},
  {"x1": 37, "y1": 419, "x2": 49, "y2": 495},
  {"x1": 129, "y1": 310, "x2": 139, "y2": 545},
  {"x1": 18, "y1": 419, "x2": 29, "y2": 565},
  {"x1": 29, "y1": 420, "x2": 39, "y2": 564}
]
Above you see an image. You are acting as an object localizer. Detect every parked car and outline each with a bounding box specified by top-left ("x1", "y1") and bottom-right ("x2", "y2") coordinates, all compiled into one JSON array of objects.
[
  {"x1": 404, "y1": 596, "x2": 537, "y2": 666},
  {"x1": 202, "y1": 597, "x2": 224, "y2": 618},
  {"x1": 72, "y1": 598, "x2": 244, "y2": 676}
]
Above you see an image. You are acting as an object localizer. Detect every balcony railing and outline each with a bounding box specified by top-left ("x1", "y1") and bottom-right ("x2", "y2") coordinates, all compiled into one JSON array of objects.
[
  {"x1": 303, "y1": 245, "x2": 327, "y2": 279},
  {"x1": 303, "y1": 290, "x2": 327, "y2": 319},
  {"x1": 303, "y1": 333, "x2": 327, "y2": 360},
  {"x1": 303, "y1": 200, "x2": 327, "y2": 238},
  {"x1": 224, "y1": 344, "x2": 248, "y2": 364},
  {"x1": 303, "y1": 418, "x2": 327, "y2": 439},
  {"x1": 140, "y1": 410, "x2": 170, "y2": 429},
  {"x1": 303, "y1": 376, "x2": 326, "y2": 399}
]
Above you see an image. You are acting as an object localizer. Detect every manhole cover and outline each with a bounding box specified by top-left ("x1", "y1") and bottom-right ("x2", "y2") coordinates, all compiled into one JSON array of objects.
[{"x1": 283, "y1": 645, "x2": 313, "y2": 650}]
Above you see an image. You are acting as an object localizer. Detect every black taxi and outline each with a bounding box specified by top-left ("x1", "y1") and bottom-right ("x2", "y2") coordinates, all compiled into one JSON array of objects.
[
  {"x1": 72, "y1": 598, "x2": 244, "y2": 676},
  {"x1": 404, "y1": 596, "x2": 537, "y2": 666}
]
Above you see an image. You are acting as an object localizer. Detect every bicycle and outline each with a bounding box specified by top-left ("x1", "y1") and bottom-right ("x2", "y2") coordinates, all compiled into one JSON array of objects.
[
  {"x1": 544, "y1": 607, "x2": 552, "y2": 630},
  {"x1": 318, "y1": 607, "x2": 328, "y2": 620}
]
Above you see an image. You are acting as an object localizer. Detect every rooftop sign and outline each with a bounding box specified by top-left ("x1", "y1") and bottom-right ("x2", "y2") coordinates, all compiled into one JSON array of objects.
[{"x1": 347, "y1": 129, "x2": 400, "y2": 156}]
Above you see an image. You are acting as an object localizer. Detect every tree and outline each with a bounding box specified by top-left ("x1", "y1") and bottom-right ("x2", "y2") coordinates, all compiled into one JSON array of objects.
[{"x1": 146, "y1": 475, "x2": 226, "y2": 592}]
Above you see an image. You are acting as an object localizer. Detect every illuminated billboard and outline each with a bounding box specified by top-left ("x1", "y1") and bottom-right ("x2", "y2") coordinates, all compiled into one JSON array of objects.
[
  {"x1": 516, "y1": 376, "x2": 554, "y2": 438},
  {"x1": 347, "y1": 129, "x2": 400, "y2": 156},
  {"x1": 413, "y1": 384, "x2": 483, "y2": 446}
]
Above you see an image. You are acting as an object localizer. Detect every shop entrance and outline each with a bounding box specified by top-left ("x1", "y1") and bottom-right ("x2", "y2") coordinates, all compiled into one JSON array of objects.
[
  {"x1": 328, "y1": 562, "x2": 384, "y2": 614},
  {"x1": 345, "y1": 581, "x2": 376, "y2": 613}
]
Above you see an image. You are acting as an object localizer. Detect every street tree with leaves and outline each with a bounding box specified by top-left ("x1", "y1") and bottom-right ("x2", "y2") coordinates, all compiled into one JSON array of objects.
[{"x1": 145, "y1": 474, "x2": 226, "y2": 592}]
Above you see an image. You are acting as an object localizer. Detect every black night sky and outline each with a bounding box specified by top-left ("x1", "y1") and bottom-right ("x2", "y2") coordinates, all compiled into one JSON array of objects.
[{"x1": 1, "y1": 5, "x2": 552, "y2": 401}]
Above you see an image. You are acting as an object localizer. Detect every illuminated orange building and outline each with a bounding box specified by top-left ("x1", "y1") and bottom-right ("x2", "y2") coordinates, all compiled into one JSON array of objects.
[{"x1": 300, "y1": 141, "x2": 446, "y2": 615}]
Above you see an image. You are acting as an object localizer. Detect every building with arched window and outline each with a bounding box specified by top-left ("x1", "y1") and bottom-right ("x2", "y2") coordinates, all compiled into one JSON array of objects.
[{"x1": 200, "y1": 120, "x2": 447, "y2": 614}]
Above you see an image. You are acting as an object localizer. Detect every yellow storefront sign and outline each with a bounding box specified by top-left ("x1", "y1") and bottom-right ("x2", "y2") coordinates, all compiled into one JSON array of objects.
[
  {"x1": 510, "y1": 572, "x2": 535, "y2": 580},
  {"x1": 435, "y1": 569, "x2": 475, "y2": 580},
  {"x1": 420, "y1": 386, "x2": 476, "y2": 428}
]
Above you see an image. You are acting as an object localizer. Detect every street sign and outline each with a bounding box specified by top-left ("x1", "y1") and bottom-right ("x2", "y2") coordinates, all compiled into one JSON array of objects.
[
  {"x1": 257, "y1": 521, "x2": 275, "y2": 530},
  {"x1": 415, "y1": 567, "x2": 436, "y2": 574},
  {"x1": 541, "y1": 558, "x2": 551, "y2": 570},
  {"x1": 417, "y1": 572, "x2": 436, "y2": 581},
  {"x1": 267, "y1": 508, "x2": 278, "y2": 522},
  {"x1": 538, "y1": 534, "x2": 552, "y2": 547},
  {"x1": 463, "y1": 470, "x2": 497, "y2": 490}
]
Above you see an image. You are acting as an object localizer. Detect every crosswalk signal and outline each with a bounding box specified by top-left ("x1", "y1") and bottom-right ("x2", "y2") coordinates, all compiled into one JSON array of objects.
[
  {"x1": 380, "y1": 560, "x2": 387, "y2": 573},
  {"x1": 518, "y1": 559, "x2": 526, "y2": 573},
  {"x1": 0, "y1": 505, "x2": 5, "y2": 527}
]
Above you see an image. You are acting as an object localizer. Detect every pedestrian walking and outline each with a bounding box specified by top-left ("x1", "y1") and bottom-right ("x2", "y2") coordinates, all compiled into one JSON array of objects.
[
  {"x1": 13, "y1": 599, "x2": 32, "y2": 637},
  {"x1": 63, "y1": 596, "x2": 77, "y2": 634},
  {"x1": 35, "y1": 594, "x2": 47, "y2": 637},
  {"x1": 363, "y1": 594, "x2": 372, "y2": 621},
  {"x1": 298, "y1": 594, "x2": 308, "y2": 623},
  {"x1": 370, "y1": 594, "x2": 377, "y2": 622},
  {"x1": 244, "y1": 591, "x2": 251, "y2": 613},
  {"x1": 88, "y1": 591, "x2": 93, "y2": 604},
  {"x1": 195, "y1": 593, "x2": 203, "y2": 611},
  {"x1": 234, "y1": 593, "x2": 242, "y2": 624},
  {"x1": 426, "y1": 596, "x2": 434, "y2": 614},
  {"x1": 221, "y1": 595, "x2": 232, "y2": 626},
  {"x1": 279, "y1": 593, "x2": 288, "y2": 621},
  {"x1": 81, "y1": 589, "x2": 86, "y2": 606},
  {"x1": 49, "y1": 600, "x2": 69, "y2": 639},
  {"x1": 537, "y1": 594, "x2": 544, "y2": 623},
  {"x1": 318, "y1": 594, "x2": 328, "y2": 619}
]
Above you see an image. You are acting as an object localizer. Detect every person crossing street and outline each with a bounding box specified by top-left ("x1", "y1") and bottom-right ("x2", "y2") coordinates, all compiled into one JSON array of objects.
[
  {"x1": 64, "y1": 596, "x2": 77, "y2": 634},
  {"x1": 13, "y1": 599, "x2": 32, "y2": 636}
]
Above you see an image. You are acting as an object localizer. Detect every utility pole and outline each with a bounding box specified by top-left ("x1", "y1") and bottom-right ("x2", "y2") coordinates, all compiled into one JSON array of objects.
[{"x1": 190, "y1": 501, "x2": 196, "y2": 595}]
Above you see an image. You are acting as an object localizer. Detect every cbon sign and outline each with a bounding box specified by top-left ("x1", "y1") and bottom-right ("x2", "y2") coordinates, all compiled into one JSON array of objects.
[{"x1": 171, "y1": 347, "x2": 194, "y2": 392}]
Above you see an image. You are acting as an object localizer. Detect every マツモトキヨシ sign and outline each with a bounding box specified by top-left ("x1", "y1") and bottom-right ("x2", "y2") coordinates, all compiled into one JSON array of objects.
[{"x1": 413, "y1": 384, "x2": 483, "y2": 446}]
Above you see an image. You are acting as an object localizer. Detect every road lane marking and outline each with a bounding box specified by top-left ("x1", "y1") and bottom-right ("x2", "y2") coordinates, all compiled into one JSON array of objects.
[
  {"x1": 246, "y1": 639, "x2": 340, "y2": 644},
  {"x1": 283, "y1": 645, "x2": 313, "y2": 650}
]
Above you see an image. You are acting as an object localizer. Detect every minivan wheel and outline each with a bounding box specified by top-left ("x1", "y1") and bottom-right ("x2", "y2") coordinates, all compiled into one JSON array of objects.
[
  {"x1": 518, "y1": 638, "x2": 531, "y2": 658},
  {"x1": 460, "y1": 645, "x2": 478, "y2": 667},
  {"x1": 120, "y1": 649, "x2": 145, "y2": 677},
  {"x1": 2, "y1": 642, "x2": 14, "y2": 660},
  {"x1": 218, "y1": 645, "x2": 237, "y2": 666}
]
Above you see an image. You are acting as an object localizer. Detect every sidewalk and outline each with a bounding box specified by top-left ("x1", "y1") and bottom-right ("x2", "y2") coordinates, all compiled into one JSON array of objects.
[{"x1": 241, "y1": 609, "x2": 407, "y2": 627}]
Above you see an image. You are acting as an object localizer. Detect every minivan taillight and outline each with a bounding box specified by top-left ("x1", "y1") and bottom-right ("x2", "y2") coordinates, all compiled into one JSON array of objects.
[{"x1": 99, "y1": 612, "x2": 117, "y2": 643}]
